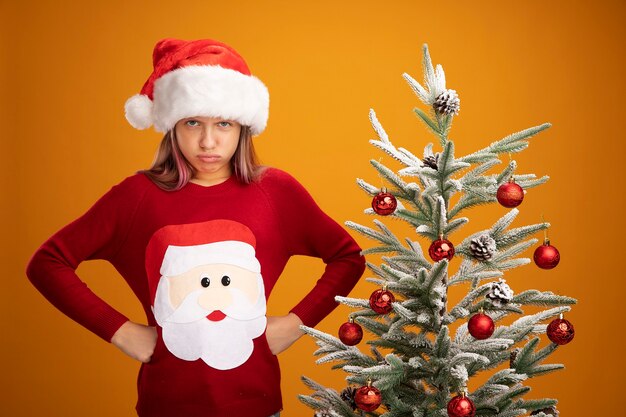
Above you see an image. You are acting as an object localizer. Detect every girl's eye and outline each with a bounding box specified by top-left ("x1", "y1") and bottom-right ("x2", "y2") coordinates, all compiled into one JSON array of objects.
[
  {"x1": 201, "y1": 276, "x2": 210, "y2": 288},
  {"x1": 186, "y1": 120, "x2": 200, "y2": 127},
  {"x1": 217, "y1": 121, "x2": 232, "y2": 128}
]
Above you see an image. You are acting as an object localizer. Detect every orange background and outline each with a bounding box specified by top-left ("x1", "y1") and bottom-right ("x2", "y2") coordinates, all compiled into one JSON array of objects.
[{"x1": 2, "y1": 0, "x2": 624, "y2": 416}]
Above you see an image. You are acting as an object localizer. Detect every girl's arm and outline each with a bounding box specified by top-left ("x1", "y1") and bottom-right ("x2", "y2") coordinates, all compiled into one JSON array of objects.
[
  {"x1": 260, "y1": 169, "x2": 366, "y2": 328},
  {"x1": 26, "y1": 176, "x2": 147, "y2": 343}
]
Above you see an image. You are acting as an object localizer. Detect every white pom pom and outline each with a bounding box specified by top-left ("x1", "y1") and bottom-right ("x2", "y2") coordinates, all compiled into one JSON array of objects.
[{"x1": 124, "y1": 94, "x2": 153, "y2": 130}]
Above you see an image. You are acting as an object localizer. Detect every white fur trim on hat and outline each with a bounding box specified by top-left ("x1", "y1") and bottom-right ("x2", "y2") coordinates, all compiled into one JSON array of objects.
[
  {"x1": 151, "y1": 65, "x2": 269, "y2": 135},
  {"x1": 124, "y1": 94, "x2": 154, "y2": 130},
  {"x1": 161, "y1": 240, "x2": 261, "y2": 277}
]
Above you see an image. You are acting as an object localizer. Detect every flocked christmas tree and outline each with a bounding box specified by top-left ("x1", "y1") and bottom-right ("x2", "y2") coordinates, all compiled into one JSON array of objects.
[{"x1": 299, "y1": 45, "x2": 577, "y2": 417}]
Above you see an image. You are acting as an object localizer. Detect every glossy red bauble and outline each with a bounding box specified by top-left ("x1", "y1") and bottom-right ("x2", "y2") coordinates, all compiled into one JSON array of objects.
[
  {"x1": 338, "y1": 321, "x2": 363, "y2": 346},
  {"x1": 369, "y1": 289, "x2": 395, "y2": 314},
  {"x1": 534, "y1": 241, "x2": 560, "y2": 269},
  {"x1": 429, "y1": 238, "x2": 455, "y2": 262},
  {"x1": 468, "y1": 313, "x2": 495, "y2": 340},
  {"x1": 496, "y1": 181, "x2": 524, "y2": 208},
  {"x1": 354, "y1": 385, "x2": 382, "y2": 411},
  {"x1": 372, "y1": 191, "x2": 397, "y2": 215},
  {"x1": 447, "y1": 394, "x2": 476, "y2": 417},
  {"x1": 547, "y1": 317, "x2": 575, "y2": 345}
]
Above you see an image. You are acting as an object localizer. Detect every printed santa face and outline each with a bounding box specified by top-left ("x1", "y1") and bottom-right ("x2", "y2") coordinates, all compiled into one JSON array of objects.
[{"x1": 147, "y1": 220, "x2": 267, "y2": 370}]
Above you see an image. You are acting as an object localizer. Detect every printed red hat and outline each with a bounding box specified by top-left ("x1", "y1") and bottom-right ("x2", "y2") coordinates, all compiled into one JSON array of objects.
[
  {"x1": 145, "y1": 219, "x2": 260, "y2": 302},
  {"x1": 125, "y1": 38, "x2": 269, "y2": 135}
]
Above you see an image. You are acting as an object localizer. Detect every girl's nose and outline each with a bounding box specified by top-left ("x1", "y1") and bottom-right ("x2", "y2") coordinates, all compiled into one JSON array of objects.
[{"x1": 199, "y1": 127, "x2": 217, "y2": 149}]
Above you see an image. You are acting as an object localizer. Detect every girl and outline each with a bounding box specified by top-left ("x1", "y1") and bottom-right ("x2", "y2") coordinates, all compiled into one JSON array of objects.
[{"x1": 26, "y1": 38, "x2": 365, "y2": 417}]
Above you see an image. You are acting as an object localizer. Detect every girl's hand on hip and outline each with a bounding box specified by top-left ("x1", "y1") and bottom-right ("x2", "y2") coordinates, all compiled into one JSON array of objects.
[
  {"x1": 265, "y1": 313, "x2": 304, "y2": 355},
  {"x1": 111, "y1": 321, "x2": 157, "y2": 363}
]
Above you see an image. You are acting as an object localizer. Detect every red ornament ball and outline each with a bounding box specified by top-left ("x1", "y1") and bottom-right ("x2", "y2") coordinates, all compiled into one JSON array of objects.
[
  {"x1": 534, "y1": 241, "x2": 560, "y2": 269},
  {"x1": 372, "y1": 191, "x2": 397, "y2": 215},
  {"x1": 447, "y1": 394, "x2": 476, "y2": 417},
  {"x1": 369, "y1": 289, "x2": 395, "y2": 314},
  {"x1": 429, "y1": 238, "x2": 455, "y2": 262},
  {"x1": 354, "y1": 385, "x2": 382, "y2": 412},
  {"x1": 338, "y1": 321, "x2": 363, "y2": 346},
  {"x1": 547, "y1": 317, "x2": 575, "y2": 345},
  {"x1": 496, "y1": 181, "x2": 524, "y2": 208},
  {"x1": 468, "y1": 313, "x2": 495, "y2": 340}
]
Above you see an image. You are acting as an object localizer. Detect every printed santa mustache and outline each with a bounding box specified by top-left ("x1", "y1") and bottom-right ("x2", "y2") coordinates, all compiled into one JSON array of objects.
[
  {"x1": 153, "y1": 279, "x2": 267, "y2": 370},
  {"x1": 165, "y1": 288, "x2": 265, "y2": 323}
]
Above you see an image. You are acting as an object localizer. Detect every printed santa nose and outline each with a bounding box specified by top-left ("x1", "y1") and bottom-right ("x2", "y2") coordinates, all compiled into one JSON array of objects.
[{"x1": 198, "y1": 275, "x2": 234, "y2": 318}]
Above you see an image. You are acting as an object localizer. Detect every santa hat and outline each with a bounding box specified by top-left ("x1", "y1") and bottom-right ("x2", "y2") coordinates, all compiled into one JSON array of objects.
[
  {"x1": 125, "y1": 38, "x2": 269, "y2": 135},
  {"x1": 145, "y1": 219, "x2": 260, "y2": 302}
]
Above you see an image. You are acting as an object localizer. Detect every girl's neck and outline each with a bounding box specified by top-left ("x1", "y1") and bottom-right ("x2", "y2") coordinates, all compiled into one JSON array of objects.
[
  {"x1": 189, "y1": 174, "x2": 232, "y2": 187},
  {"x1": 190, "y1": 165, "x2": 233, "y2": 187}
]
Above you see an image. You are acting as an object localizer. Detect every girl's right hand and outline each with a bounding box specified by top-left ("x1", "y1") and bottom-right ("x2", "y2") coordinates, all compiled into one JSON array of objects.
[{"x1": 111, "y1": 321, "x2": 158, "y2": 363}]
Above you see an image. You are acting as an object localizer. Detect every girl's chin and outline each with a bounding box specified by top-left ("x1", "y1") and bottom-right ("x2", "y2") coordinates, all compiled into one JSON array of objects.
[{"x1": 193, "y1": 164, "x2": 228, "y2": 174}]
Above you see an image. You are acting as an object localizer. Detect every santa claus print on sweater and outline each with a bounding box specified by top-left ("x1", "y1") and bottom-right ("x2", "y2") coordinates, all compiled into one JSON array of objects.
[{"x1": 146, "y1": 219, "x2": 267, "y2": 370}]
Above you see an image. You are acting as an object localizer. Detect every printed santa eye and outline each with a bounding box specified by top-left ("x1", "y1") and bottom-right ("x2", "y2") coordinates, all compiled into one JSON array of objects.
[
  {"x1": 221, "y1": 275, "x2": 231, "y2": 286},
  {"x1": 200, "y1": 276, "x2": 211, "y2": 288}
]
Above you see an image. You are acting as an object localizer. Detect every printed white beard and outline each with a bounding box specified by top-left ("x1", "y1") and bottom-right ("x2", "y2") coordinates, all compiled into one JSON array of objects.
[
  {"x1": 153, "y1": 279, "x2": 267, "y2": 370},
  {"x1": 161, "y1": 315, "x2": 267, "y2": 370}
]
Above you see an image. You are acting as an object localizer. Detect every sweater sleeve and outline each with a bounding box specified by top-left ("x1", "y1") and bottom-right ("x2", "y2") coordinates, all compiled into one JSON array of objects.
[
  {"x1": 25, "y1": 176, "x2": 146, "y2": 342},
  {"x1": 261, "y1": 169, "x2": 365, "y2": 327}
]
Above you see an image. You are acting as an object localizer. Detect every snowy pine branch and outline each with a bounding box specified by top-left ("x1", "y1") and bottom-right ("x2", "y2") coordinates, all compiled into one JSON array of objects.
[
  {"x1": 370, "y1": 159, "x2": 411, "y2": 194},
  {"x1": 476, "y1": 384, "x2": 531, "y2": 416},
  {"x1": 512, "y1": 290, "x2": 577, "y2": 307},
  {"x1": 354, "y1": 354, "x2": 411, "y2": 390},
  {"x1": 369, "y1": 108, "x2": 390, "y2": 144},
  {"x1": 515, "y1": 398, "x2": 559, "y2": 415},
  {"x1": 356, "y1": 177, "x2": 381, "y2": 196},
  {"x1": 516, "y1": 175, "x2": 550, "y2": 189},
  {"x1": 511, "y1": 338, "x2": 565, "y2": 378},
  {"x1": 437, "y1": 141, "x2": 471, "y2": 184},
  {"x1": 299, "y1": 376, "x2": 362, "y2": 417},
  {"x1": 335, "y1": 296, "x2": 370, "y2": 309},
  {"x1": 458, "y1": 124, "x2": 551, "y2": 163},
  {"x1": 301, "y1": 326, "x2": 377, "y2": 369},
  {"x1": 349, "y1": 219, "x2": 401, "y2": 246},
  {"x1": 347, "y1": 220, "x2": 440, "y2": 274},
  {"x1": 449, "y1": 209, "x2": 551, "y2": 288},
  {"x1": 413, "y1": 107, "x2": 442, "y2": 136}
]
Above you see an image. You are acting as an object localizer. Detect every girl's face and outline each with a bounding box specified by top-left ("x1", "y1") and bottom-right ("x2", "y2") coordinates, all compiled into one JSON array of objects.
[{"x1": 175, "y1": 116, "x2": 241, "y2": 186}]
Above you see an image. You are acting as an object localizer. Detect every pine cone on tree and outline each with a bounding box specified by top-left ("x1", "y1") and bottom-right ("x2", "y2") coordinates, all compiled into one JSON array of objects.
[
  {"x1": 470, "y1": 234, "x2": 497, "y2": 261},
  {"x1": 340, "y1": 387, "x2": 357, "y2": 410},
  {"x1": 486, "y1": 279, "x2": 514, "y2": 307},
  {"x1": 314, "y1": 410, "x2": 334, "y2": 417},
  {"x1": 433, "y1": 89, "x2": 460, "y2": 115},
  {"x1": 510, "y1": 348, "x2": 521, "y2": 368},
  {"x1": 422, "y1": 153, "x2": 439, "y2": 170},
  {"x1": 530, "y1": 406, "x2": 559, "y2": 416}
]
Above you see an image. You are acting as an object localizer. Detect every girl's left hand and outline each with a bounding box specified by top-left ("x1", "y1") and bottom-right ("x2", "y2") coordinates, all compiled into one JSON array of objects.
[{"x1": 265, "y1": 313, "x2": 304, "y2": 355}]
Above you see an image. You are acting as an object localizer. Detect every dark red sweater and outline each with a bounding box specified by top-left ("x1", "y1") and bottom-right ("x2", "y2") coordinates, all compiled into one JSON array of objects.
[{"x1": 26, "y1": 168, "x2": 365, "y2": 417}]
